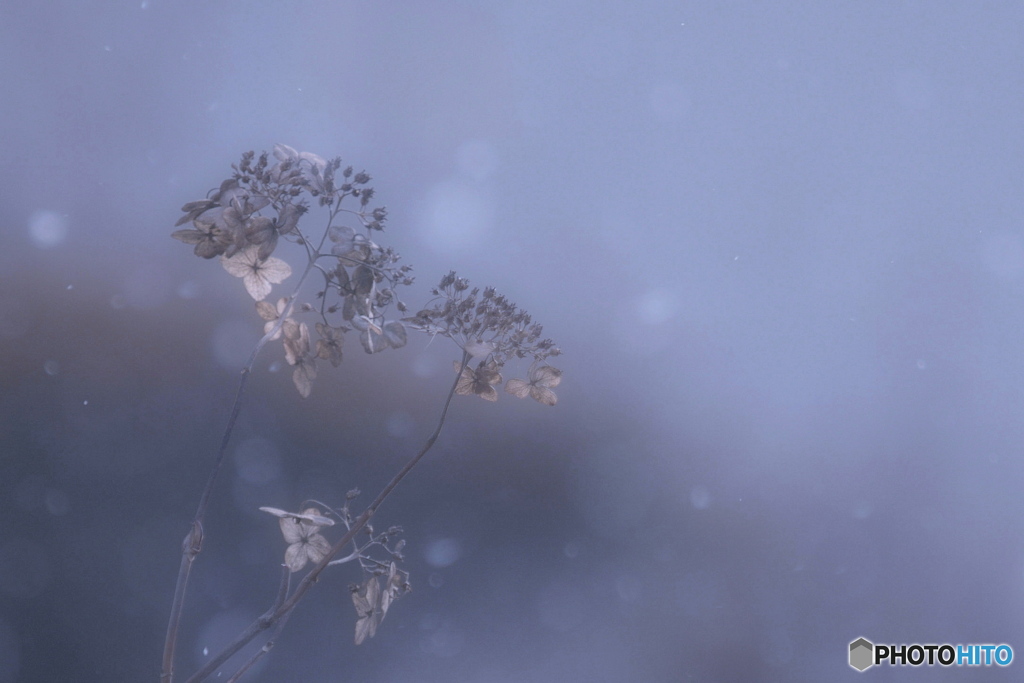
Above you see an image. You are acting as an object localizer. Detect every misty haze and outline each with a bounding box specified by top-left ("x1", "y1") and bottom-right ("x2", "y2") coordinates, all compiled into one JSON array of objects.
[{"x1": 1, "y1": 2, "x2": 1022, "y2": 681}]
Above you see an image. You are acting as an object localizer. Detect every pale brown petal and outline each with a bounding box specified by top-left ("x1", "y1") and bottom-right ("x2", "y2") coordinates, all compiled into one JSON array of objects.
[
  {"x1": 279, "y1": 517, "x2": 304, "y2": 545},
  {"x1": 530, "y1": 363, "x2": 562, "y2": 388},
  {"x1": 352, "y1": 577, "x2": 382, "y2": 645},
  {"x1": 304, "y1": 533, "x2": 330, "y2": 564},
  {"x1": 255, "y1": 300, "x2": 278, "y2": 321},
  {"x1": 505, "y1": 378, "x2": 530, "y2": 399},
  {"x1": 171, "y1": 228, "x2": 204, "y2": 245},
  {"x1": 382, "y1": 321, "x2": 407, "y2": 349},
  {"x1": 284, "y1": 542, "x2": 309, "y2": 572},
  {"x1": 292, "y1": 361, "x2": 316, "y2": 398},
  {"x1": 529, "y1": 385, "x2": 557, "y2": 406}
]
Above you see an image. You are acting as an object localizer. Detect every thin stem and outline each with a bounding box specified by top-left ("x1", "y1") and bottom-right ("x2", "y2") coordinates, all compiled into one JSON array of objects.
[
  {"x1": 326, "y1": 547, "x2": 363, "y2": 567},
  {"x1": 161, "y1": 258, "x2": 318, "y2": 683},
  {"x1": 224, "y1": 568, "x2": 292, "y2": 683},
  {"x1": 185, "y1": 351, "x2": 471, "y2": 683}
]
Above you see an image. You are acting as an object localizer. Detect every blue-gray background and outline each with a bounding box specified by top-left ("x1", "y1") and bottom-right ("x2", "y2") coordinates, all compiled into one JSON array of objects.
[{"x1": 2, "y1": 1, "x2": 1022, "y2": 681}]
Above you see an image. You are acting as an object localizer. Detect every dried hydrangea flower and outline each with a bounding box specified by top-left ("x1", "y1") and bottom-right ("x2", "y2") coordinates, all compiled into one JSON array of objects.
[
  {"x1": 349, "y1": 562, "x2": 410, "y2": 645},
  {"x1": 259, "y1": 507, "x2": 334, "y2": 573},
  {"x1": 171, "y1": 217, "x2": 231, "y2": 259},
  {"x1": 505, "y1": 361, "x2": 562, "y2": 406},
  {"x1": 314, "y1": 322, "x2": 345, "y2": 367},
  {"x1": 173, "y1": 145, "x2": 414, "y2": 398},
  {"x1": 454, "y1": 360, "x2": 502, "y2": 401},
  {"x1": 351, "y1": 575, "x2": 381, "y2": 645},
  {"x1": 220, "y1": 246, "x2": 292, "y2": 301}
]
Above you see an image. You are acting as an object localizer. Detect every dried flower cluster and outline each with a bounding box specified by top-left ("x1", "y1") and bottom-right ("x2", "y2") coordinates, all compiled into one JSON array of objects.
[
  {"x1": 261, "y1": 493, "x2": 411, "y2": 645},
  {"x1": 350, "y1": 561, "x2": 408, "y2": 645},
  {"x1": 406, "y1": 271, "x2": 563, "y2": 404},
  {"x1": 172, "y1": 144, "x2": 413, "y2": 397},
  {"x1": 335, "y1": 489, "x2": 411, "y2": 645},
  {"x1": 258, "y1": 506, "x2": 334, "y2": 573}
]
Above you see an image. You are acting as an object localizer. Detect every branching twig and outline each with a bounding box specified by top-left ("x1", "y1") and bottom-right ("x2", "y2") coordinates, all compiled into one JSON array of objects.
[
  {"x1": 184, "y1": 351, "x2": 470, "y2": 683},
  {"x1": 223, "y1": 568, "x2": 292, "y2": 683}
]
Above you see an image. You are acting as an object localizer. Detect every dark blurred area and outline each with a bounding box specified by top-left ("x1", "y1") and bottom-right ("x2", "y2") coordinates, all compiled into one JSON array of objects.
[{"x1": 3, "y1": 2, "x2": 1024, "y2": 681}]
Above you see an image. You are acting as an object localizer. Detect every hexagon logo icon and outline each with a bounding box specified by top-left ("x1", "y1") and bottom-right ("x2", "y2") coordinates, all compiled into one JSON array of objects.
[{"x1": 849, "y1": 637, "x2": 874, "y2": 671}]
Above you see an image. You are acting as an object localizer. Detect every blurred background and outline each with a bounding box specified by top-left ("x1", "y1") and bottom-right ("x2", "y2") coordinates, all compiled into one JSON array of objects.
[{"x1": 2, "y1": 1, "x2": 1024, "y2": 680}]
